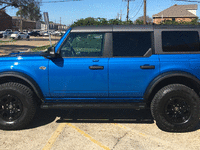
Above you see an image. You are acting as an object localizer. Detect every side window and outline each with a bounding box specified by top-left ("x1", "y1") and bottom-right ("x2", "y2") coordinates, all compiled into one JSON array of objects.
[
  {"x1": 60, "y1": 33, "x2": 104, "y2": 57},
  {"x1": 162, "y1": 31, "x2": 199, "y2": 52},
  {"x1": 113, "y1": 32, "x2": 152, "y2": 57}
]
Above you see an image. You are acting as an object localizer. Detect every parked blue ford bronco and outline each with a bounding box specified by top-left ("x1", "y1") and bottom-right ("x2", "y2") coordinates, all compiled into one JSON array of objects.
[{"x1": 0, "y1": 25, "x2": 200, "y2": 132}]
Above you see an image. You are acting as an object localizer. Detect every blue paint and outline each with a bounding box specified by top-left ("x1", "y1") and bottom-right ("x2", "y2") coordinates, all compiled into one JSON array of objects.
[{"x1": 55, "y1": 28, "x2": 71, "y2": 52}]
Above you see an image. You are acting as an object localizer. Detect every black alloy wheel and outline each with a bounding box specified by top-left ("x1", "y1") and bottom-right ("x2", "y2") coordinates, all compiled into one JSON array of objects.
[
  {"x1": 0, "y1": 94, "x2": 23, "y2": 122},
  {"x1": 164, "y1": 97, "x2": 191, "y2": 125},
  {"x1": 151, "y1": 84, "x2": 200, "y2": 132},
  {"x1": 0, "y1": 82, "x2": 36, "y2": 130}
]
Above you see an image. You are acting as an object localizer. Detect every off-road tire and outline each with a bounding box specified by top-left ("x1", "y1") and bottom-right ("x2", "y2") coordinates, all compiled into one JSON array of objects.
[
  {"x1": 151, "y1": 84, "x2": 200, "y2": 132},
  {"x1": 0, "y1": 82, "x2": 36, "y2": 130}
]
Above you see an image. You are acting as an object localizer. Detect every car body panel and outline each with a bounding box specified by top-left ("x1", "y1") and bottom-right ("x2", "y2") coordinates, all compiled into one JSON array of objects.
[
  {"x1": 109, "y1": 55, "x2": 160, "y2": 98},
  {"x1": 49, "y1": 57, "x2": 109, "y2": 98},
  {"x1": 0, "y1": 53, "x2": 50, "y2": 97}
]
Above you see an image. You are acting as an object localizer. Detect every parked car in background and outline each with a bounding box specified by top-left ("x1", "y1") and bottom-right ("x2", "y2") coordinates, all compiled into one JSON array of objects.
[
  {"x1": 51, "y1": 31, "x2": 60, "y2": 36},
  {"x1": 43, "y1": 31, "x2": 50, "y2": 36},
  {"x1": 28, "y1": 31, "x2": 41, "y2": 37},
  {"x1": 10, "y1": 31, "x2": 29, "y2": 40},
  {"x1": 0, "y1": 31, "x2": 4, "y2": 38},
  {"x1": 3, "y1": 29, "x2": 12, "y2": 38}
]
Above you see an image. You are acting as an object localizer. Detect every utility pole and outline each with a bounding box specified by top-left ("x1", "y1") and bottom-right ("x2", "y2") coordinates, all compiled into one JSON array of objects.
[
  {"x1": 20, "y1": 6, "x2": 22, "y2": 32},
  {"x1": 126, "y1": 0, "x2": 129, "y2": 22},
  {"x1": 116, "y1": 13, "x2": 120, "y2": 20},
  {"x1": 144, "y1": 0, "x2": 146, "y2": 24},
  {"x1": 60, "y1": 17, "x2": 61, "y2": 31},
  {"x1": 123, "y1": 0, "x2": 134, "y2": 22}
]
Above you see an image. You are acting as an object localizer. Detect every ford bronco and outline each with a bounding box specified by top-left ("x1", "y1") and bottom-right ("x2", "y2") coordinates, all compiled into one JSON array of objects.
[{"x1": 0, "y1": 25, "x2": 200, "y2": 132}]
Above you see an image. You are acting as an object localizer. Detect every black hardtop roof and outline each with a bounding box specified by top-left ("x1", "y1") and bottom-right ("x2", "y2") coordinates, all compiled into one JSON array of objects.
[{"x1": 71, "y1": 25, "x2": 200, "y2": 32}]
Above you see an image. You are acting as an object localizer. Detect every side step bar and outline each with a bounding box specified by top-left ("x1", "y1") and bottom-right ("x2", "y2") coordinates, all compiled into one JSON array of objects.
[{"x1": 41, "y1": 103, "x2": 146, "y2": 109}]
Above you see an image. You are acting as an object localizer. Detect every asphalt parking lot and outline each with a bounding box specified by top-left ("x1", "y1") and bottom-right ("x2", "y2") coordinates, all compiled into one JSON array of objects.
[
  {"x1": 0, "y1": 108, "x2": 200, "y2": 150},
  {"x1": 0, "y1": 36, "x2": 200, "y2": 150}
]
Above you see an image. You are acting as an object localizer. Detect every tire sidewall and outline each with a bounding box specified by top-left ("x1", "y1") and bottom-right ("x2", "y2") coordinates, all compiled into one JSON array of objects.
[
  {"x1": 0, "y1": 85, "x2": 34, "y2": 129},
  {"x1": 153, "y1": 84, "x2": 200, "y2": 132}
]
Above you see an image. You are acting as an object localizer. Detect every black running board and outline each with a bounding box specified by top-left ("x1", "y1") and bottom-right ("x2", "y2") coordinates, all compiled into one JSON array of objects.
[{"x1": 41, "y1": 103, "x2": 146, "y2": 109}]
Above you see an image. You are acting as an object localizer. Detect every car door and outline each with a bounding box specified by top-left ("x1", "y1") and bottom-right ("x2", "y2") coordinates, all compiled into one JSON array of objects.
[
  {"x1": 109, "y1": 31, "x2": 160, "y2": 99},
  {"x1": 49, "y1": 32, "x2": 109, "y2": 98}
]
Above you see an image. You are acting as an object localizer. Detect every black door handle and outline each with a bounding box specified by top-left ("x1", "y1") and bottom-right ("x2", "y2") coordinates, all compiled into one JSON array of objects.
[
  {"x1": 89, "y1": 66, "x2": 104, "y2": 70},
  {"x1": 140, "y1": 65, "x2": 155, "y2": 69}
]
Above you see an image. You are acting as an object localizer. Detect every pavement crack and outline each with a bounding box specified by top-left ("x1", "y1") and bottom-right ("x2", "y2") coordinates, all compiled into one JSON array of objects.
[{"x1": 111, "y1": 132, "x2": 128, "y2": 150}]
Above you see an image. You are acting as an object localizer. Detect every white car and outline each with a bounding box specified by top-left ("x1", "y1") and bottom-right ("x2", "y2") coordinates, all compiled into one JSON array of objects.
[{"x1": 10, "y1": 31, "x2": 30, "y2": 40}]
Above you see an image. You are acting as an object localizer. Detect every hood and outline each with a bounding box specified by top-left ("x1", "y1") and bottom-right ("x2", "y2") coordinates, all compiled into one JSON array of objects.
[{"x1": 6, "y1": 51, "x2": 47, "y2": 57}]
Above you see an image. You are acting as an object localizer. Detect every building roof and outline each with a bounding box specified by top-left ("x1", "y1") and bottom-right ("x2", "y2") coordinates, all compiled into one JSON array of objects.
[{"x1": 153, "y1": 4, "x2": 198, "y2": 18}]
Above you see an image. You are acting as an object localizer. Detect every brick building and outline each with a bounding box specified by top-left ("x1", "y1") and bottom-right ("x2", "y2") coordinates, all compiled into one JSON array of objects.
[
  {"x1": 12, "y1": 16, "x2": 36, "y2": 31},
  {"x1": 153, "y1": 4, "x2": 198, "y2": 24},
  {"x1": 0, "y1": 10, "x2": 12, "y2": 31}
]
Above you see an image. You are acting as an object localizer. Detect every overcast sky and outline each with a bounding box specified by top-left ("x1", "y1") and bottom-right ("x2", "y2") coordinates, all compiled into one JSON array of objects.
[{"x1": 5, "y1": 0, "x2": 200, "y2": 26}]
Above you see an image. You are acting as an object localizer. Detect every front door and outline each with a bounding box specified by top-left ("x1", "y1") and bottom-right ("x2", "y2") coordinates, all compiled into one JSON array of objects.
[{"x1": 49, "y1": 32, "x2": 108, "y2": 98}]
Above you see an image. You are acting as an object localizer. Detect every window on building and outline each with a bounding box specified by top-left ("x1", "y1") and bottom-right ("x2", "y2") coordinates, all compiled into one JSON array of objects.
[
  {"x1": 172, "y1": 18, "x2": 175, "y2": 21},
  {"x1": 113, "y1": 32, "x2": 152, "y2": 57},
  {"x1": 60, "y1": 33, "x2": 105, "y2": 57},
  {"x1": 162, "y1": 31, "x2": 199, "y2": 52}
]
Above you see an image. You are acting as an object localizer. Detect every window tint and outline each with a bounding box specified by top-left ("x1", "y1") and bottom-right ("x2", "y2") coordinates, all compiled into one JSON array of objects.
[
  {"x1": 113, "y1": 32, "x2": 152, "y2": 57},
  {"x1": 162, "y1": 31, "x2": 199, "y2": 52},
  {"x1": 60, "y1": 33, "x2": 104, "y2": 57}
]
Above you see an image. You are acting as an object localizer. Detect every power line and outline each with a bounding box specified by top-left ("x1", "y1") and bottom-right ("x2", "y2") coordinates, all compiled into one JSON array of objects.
[
  {"x1": 129, "y1": 0, "x2": 143, "y2": 19},
  {"x1": 174, "y1": 0, "x2": 200, "y2": 2},
  {"x1": 129, "y1": 0, "x2": 143, "y2": 16},
  {"x1": 42, "y1": 0, "x2": 81, "y2": 3}
]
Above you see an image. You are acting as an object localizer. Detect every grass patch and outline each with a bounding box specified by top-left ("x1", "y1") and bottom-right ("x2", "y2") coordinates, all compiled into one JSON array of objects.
[
  {"x1": 31, "y1": 44, "x2": 56, "y2": 52},
  {"x1": 0, "y1": 39, "x2": 17, "y2": 43}
]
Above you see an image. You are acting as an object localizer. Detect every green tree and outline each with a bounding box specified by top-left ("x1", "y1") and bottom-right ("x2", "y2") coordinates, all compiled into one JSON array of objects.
[
  {"x1": 160, "y1": 18, "x2": 199, "y2": 25},
  {"x1": 16, "y1": 1, "x2": 42, "y2": 21},
  {"x1": 0, "y1": 0, "x2": 40, "y2": 10},
  {"x1": 134, "y1": 16, "x2": 153, "y2": 24},
  {"x1": 71, "y1": 17, "x2": 134, "y2": 27}
]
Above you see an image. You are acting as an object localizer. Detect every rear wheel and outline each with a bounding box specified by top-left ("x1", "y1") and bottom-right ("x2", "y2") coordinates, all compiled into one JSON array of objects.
[
  {"x1": 0, "y1": 82, "x2": 36, "y2": 130},
  {"x1": 151, "y1": 84, "x2": 200, "y2": 132}
]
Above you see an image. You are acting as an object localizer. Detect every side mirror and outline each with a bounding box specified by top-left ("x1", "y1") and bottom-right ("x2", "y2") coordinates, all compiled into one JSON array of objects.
[{"x1": 47, "y1": 47, "x2": 56, "y2": 58}]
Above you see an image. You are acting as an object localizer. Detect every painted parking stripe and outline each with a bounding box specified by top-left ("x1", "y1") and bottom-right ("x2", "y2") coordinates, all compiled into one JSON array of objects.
[
  {"x1": 43, "y1": 123, "x2": 66, "y2": 150},
  {"x1": 67, "y1": 123, "x2": 110, "y2": 150}
]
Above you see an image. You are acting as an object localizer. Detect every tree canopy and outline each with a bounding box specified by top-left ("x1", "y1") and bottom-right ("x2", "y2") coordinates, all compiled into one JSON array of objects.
[
  {"x1": 16, "y1": 1, "x2": 42, "y2": 21},
  {"x1": 0, "y1": 0, "x2": 42, "y2": 21},
  {"x1": 133, "y1": 16, "x2": 153, "y2": 25},
  {"x1": 70, "y1": 16, "x2": 199, "y2": 27},
  {"x1": 70, "y1": 17, "x2": 134, "y2": 27}
]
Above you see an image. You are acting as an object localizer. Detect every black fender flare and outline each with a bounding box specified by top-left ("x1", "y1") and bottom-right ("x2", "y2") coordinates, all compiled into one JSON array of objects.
[
  {"x1": 143, "y1": 71, "x2": 200, "y2": 101},
  {"x1": 0, "y1": 71, "x2": 44, "y2": 100}
]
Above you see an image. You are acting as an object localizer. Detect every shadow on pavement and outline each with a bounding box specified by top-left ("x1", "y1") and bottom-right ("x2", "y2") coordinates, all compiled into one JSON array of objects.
[{"x1": 27, "y1": 108, "x2": 155, "y2": 129}]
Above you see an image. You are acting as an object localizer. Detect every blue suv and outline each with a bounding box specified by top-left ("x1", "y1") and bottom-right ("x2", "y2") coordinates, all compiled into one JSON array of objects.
[{"x1": 0, "y1": 25, "x2": 200, "y2": 132}]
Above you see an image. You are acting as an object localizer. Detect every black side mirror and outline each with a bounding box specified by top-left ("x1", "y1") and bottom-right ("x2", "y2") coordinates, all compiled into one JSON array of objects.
[{"x1": 47, "y1": 47, "x2": 56, "y2": 58}]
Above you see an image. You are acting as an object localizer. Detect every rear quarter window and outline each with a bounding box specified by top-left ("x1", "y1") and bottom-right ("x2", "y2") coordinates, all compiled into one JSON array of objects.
[{"x1": 162, "y1": 31, "x2": 199, "y2": 52}]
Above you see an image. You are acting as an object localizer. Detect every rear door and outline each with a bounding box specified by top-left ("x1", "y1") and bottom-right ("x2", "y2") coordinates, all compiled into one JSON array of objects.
[{"x1": 109, "y1": 31, "x2": 160, "y2": 99}]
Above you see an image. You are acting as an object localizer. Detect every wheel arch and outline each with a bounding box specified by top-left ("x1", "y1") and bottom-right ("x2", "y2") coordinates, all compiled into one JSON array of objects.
[
  {"x1": 144, "y1": 71, "x2": 200, "y2": 107},
  {"x1": 0, "y1": 71, "x2": 44, "y2": 103}
]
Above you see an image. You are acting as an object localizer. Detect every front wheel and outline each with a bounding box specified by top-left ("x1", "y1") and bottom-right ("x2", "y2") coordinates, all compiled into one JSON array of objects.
[
  {"x1": 0, "y1": 82, "x2": 36, "y2": 130},
  {"x1": 151, "y1": 84, "x2": 200, "y2": 132}
]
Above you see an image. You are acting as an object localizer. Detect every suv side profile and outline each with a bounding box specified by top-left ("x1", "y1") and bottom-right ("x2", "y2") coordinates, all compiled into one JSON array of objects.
[{"x1": 0, "y1": 25, "x2": 200, "y2": 132}]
